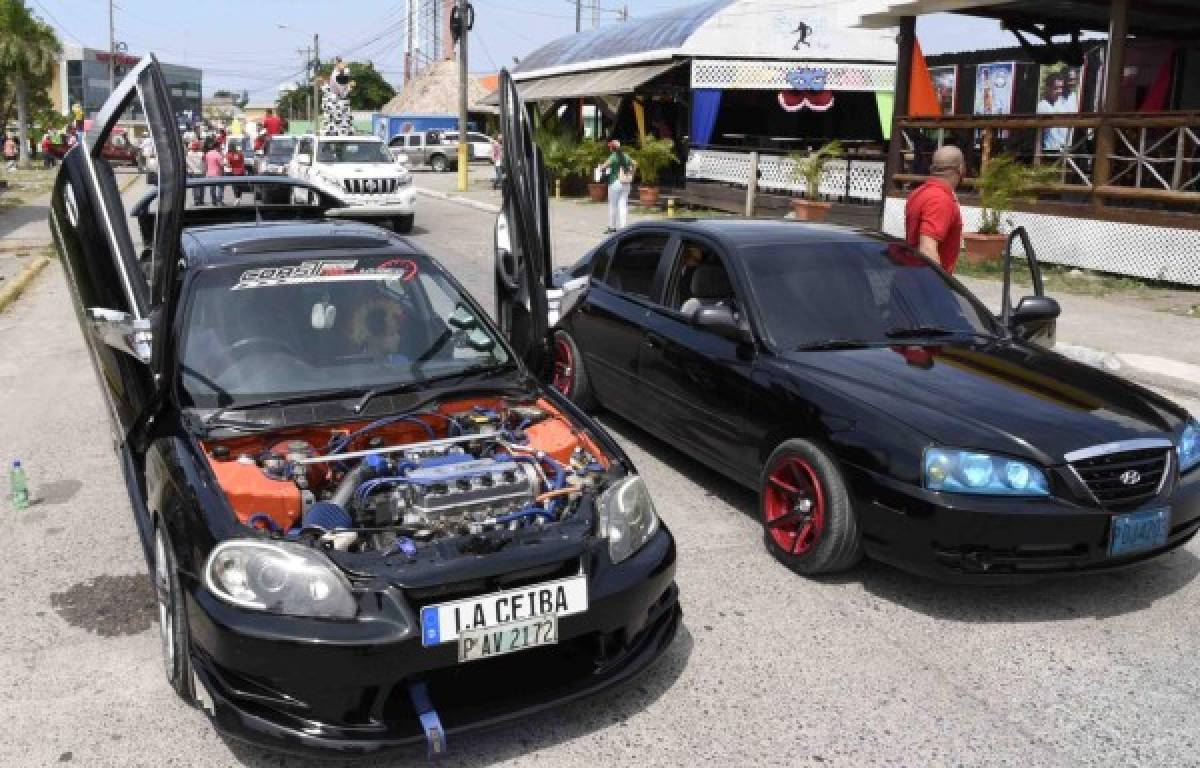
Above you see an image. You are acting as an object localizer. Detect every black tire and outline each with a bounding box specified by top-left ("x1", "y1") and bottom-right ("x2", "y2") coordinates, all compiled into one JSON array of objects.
[
  {"x1": 760, "y1": 439, "x2": 862, "y2": 575},
  {"x1": 430, "y1": 154, "x2": 448, "y2": 173},
  {"x1": 153, "y1": 523, "x2": 195, "y2": 704},
  {"x1": 550, "y1": 329, "x2": 598, "y2": 411},
  {"x1": 393, "y1": 215, "x2": 414, "y2": 234}
]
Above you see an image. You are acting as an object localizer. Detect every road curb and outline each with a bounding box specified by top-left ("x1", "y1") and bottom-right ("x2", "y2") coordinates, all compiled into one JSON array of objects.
[
  {"x1": 416, "y1": 186, "x2": 500, "y2": 214},
  {"x1": 0, "y1": 255, "x2": 50, "y2": 314}
]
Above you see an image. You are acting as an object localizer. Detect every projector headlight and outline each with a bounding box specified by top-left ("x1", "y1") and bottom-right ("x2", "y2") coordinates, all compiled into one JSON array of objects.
[
  {"x1": 204, "y1": 540, "x2": 357, "y2": 618},
  {"x1": 924, "y1": 448, "x2": 1050, "y2": 496},
  {"x1": 597, "y1": 475, "x2": 659, "y2": 564}
]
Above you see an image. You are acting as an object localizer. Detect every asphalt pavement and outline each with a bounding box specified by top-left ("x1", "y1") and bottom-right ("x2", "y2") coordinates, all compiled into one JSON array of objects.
[{"x1": 1, "y1": 176, "x2": 1199, "y2": 767}]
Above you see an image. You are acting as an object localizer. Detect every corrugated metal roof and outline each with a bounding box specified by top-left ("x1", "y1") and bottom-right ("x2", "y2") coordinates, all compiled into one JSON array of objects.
[
  {"x1": 481, "y1": 61, "x2": 683, "y2": 105},
  {"x1": 514, "y1": 1, "x2": 732, "y2": 78}
]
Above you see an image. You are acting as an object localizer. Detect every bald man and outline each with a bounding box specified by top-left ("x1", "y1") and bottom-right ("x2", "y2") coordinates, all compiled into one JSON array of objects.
[{"x1": 905, "y1": 145, "x2": 965, "y2": 272}]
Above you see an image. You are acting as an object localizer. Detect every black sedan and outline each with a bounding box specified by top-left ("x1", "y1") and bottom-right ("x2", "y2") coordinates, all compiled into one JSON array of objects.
[
  {"x1": 49, "y1": 57, "x2": 678, "y2": 756},
  {"x1": 494, "y1": 115, "x2": 1200, "y2": 581}
]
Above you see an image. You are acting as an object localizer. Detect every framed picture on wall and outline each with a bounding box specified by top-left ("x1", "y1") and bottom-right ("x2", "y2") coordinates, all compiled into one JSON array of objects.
[
  {"x1": 929, "y1": 65, "x2": 958, "y2": 115},
  {"x1": 973, "y1": 62, "x2": 1015, "y2": 115}
]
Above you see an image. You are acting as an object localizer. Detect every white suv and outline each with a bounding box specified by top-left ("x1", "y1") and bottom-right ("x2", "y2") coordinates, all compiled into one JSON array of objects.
[{"x1": 289, "y1": 134, "x2": 417, "y2": 233}]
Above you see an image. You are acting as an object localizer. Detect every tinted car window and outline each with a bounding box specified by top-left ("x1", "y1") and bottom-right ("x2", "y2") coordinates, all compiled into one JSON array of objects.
[
  {"x1": 604, "y1": 234, "x2": 669, "y2": 298},
  {"x1": 266, "y1": 138, "x2": 296, "y2": 160},
  {"x1": 668, "y1": 240, "x2": 731, "y2": 311},
  {"x1": 426, "y1": 132, "x2": 442, "y2": 146},
  {"x1": 406, "y1": 135, "x2": 420, "y2": 147},
  {"x1": 740, "y1": 241, "x2": 997, "y2": 350},
  {"x1": 316, "y1": 140, "x2": 392, "y2": 163}
]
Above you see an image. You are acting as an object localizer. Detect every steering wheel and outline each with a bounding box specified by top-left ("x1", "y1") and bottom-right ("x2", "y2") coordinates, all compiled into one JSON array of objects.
[{"x1": 212, "y1": 336, "x2": 301, "y2": 380}]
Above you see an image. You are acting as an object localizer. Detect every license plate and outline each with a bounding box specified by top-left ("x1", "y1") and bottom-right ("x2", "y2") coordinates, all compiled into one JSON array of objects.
[
  {"x1": 1108, "y1": 507, "x2": 1170, "y2": 557},
  {"x1": 420, "y1": 574, "x2": 587, "y2": 647},
  {"x1": 459, "y1": 615, "x2": 558, "y2": 663}
]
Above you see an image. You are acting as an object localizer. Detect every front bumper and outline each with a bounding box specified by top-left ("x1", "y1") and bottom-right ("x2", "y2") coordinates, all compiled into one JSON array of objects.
[
  {"x1": 185, "y1": 528, "x2": 679, "y2": 756},
  {"x1": 848, "y1": 463, "x2": 1200, "y2": 583}
]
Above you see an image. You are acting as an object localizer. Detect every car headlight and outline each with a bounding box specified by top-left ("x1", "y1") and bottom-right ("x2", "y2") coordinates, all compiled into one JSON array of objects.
[
  {"x1": 597, "y1": 475, "x2": 659, "y2": 564},
  {"x1": 204, "y1": 540, "x2": 357, "y2": 618},
  {"x1": 1179, "y1": 418, "x2": 1200, "y2": 473},
  {"x1": 315, "y1": 170, "x2": 343, "y2": 189},
  {"x1": 924, "y1": 448, "x2": 1050, "y2": 496},
  {"x1": 397, "y1": 175, "x2": 413, "y2": 187}
]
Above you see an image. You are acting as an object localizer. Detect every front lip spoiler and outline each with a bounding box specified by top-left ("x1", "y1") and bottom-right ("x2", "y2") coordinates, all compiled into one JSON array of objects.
[{"x1": 192, "y1": 594, "x2": 682, "y2": 757}]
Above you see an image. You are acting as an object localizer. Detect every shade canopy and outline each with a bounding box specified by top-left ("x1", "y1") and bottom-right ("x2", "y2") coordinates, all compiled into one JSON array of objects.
[
  {"x1": 849, "y1": 0, "x2": 1200, "y2": 39},
  {"x1": 483, "y1": 62, "x2": 683, "y2": 105}
]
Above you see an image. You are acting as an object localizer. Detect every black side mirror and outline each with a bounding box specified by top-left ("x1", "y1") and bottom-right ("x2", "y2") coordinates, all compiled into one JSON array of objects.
[
  {"x1": 692, "y1": 305, "x2": 752, "y2": 343},
  {"x1": 1011, "y1": 295, "x2": 1060, "y2": 327}
]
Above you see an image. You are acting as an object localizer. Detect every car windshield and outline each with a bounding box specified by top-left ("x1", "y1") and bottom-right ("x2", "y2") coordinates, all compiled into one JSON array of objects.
[
  {"x1": 178, "y1": 253, "x2": 511, "y2": 408},
  {"x1": 740, "y1": 240, "x2": 998, "y2": 350},
  {"x1": 266, "y1": 139, "x2": 295, "y2": 160},
  {"x1": 317, "y1": 140, "x2": 393, "y2": 164}
]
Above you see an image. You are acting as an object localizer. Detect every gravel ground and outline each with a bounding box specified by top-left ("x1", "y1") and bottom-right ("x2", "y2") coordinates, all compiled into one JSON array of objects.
[{"x1": 0, "y1": 187, "x2": 1197, "y2": 768}]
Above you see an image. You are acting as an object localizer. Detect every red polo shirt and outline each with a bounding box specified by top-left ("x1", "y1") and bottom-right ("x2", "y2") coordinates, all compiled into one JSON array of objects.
[
  {"x1": 262, "y1": 115, "x2": 283, "y2": 137},
  {"x1": 905, "y1": 178, "x2": 963, "y2": 273}
]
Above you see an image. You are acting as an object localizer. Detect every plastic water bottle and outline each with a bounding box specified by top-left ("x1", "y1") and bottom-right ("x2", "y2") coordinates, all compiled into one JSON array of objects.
[{"x1": 9, "y1": 460, "x2": 29, "y2": 510}]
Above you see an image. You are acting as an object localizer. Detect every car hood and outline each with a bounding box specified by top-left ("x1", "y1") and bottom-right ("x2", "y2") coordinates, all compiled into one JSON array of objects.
[
  {"x1": 780, "y1": 340, "x2": 1186, "y2": 464},
  {"x1": 318, "y1": 163, "x2": 406, "y2": 178}
]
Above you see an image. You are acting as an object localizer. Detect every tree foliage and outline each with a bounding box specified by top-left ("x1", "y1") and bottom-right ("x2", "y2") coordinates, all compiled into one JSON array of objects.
[
  {"x1": 275, "y1": 60, "x2": 396, "y2": 118},
  {"x1": 0, "y1": 0, "x2": 61, "y2": 163}
]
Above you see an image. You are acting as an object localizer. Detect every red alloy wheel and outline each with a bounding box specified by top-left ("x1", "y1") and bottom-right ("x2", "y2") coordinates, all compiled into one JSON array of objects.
[
  {"x1": 551, "y1": 336, "x2": 574, "y2": 396},
  {"x1": 764, "y1": 456, "x2": 826, "y2": 555}
]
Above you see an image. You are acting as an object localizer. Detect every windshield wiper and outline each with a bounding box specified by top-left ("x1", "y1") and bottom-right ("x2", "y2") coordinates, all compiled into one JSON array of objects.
[
  {"x1": 794, "y1": 339, "x2": 875, "y2": 351},
  {"x1": 884, "y1": 325, "x2": 959, "y2": 339},
  {"x1": 351, "y1": 361, "x2": 515, "y2": 414}
]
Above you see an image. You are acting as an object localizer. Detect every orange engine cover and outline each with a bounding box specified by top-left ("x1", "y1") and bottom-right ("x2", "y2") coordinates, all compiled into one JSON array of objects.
[
  {"x1": 208, "y1": 457, "x2": 302, "y2": 532},
  {"x1": 524, "y1": 416, "x2": 583, "y2": 466}
]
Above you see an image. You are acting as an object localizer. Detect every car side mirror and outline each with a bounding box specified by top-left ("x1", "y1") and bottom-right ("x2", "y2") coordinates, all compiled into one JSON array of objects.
[
  {"x1": 1011, "y1": 295, "x2": 1060, "y2": 327},
  {"x1": 692, "y1": 305, "x2": 752, "y2": 343},
  {"x1": 296, "y1": 153, "x2": 312, "y2": 166},
  {"x1": 87, "y1": 307, "x2": 152, "y2": 364}
]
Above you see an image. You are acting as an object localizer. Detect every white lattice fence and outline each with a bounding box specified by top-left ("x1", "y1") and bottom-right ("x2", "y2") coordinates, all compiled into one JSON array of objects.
[
  {"x1": 882, "y1": 198, "x2": 1200, "y2": 286},
  {"x1": 691, "y1": 59, "x2": 894, "y2": 92},
  {"x1": 687, "y1": 149, "x2": 884, "y2": 202}
]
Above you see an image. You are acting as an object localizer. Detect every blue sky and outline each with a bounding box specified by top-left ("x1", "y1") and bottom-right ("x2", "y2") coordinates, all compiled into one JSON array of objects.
[{"x1": 27, "y1": 0, "x2": 1018, "y2": 102}]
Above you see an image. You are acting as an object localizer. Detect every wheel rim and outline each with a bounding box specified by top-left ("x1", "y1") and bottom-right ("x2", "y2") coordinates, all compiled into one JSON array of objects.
[
  {"x1": 764, "y1": 456, "x2": 826, "y2": 555},
  {"x1": 154, "y1": 528, "x2": 175, "y2": 678},
  {"x1": 551, "y1": 337, "x2": 574, "y2": 396}
]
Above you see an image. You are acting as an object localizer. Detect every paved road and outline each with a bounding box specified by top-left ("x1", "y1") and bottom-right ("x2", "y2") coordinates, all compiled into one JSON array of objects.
[{"x1": 1, "y1": 192, "x2": 1199, "y2": 767}]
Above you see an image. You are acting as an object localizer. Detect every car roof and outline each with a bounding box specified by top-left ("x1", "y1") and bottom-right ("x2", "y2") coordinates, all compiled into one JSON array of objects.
[
  {"x1": 181, "y1": 219, "x2": 421, "y2": 269},
  {"x1": 627, "y1": 218, "x2": 895, "y2": 250}
]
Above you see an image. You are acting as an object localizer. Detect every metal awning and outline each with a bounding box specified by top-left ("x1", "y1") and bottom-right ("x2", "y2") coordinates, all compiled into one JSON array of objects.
[{"x1": 481, "y1": 61, "x2": 681, "y2": 105}]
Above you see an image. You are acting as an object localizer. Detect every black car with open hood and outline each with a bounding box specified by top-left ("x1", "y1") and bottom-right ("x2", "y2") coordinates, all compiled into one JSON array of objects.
[{"x1": 49, "y1": 57, "x2": 679, "y2": 757}]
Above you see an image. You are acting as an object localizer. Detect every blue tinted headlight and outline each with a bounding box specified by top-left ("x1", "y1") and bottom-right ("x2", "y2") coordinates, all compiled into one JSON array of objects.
[
  {"x1": 1179, "y1": 419, "x2": 1200, "y2": 473},
  {"x1": 924, "y1": 448, "x2": 1049, "y2": 496}
]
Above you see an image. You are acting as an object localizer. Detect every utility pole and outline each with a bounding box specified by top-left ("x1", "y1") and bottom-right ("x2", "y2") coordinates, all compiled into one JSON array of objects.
[
  {"x1": 621, "y1": 5, "x2": 628, "y2": 21},
  {"x1": 312, "y1": 33, "x2": 321, "y2": 133},
  {"x1": 405, "y1": 0, "x2": 415, "y2": 82},
  {"x1": 575, "y1": 0, "x2": 582, "y2": 33},
  {"x1": 298, "y1": 46, "x2": 313, "y2": 121},
  {"x1": 456, "y1": 0, "x2": 469, "y2": 192},
  {"x1": 107, "y1": 0, "x2": 115, "y2": 95}
]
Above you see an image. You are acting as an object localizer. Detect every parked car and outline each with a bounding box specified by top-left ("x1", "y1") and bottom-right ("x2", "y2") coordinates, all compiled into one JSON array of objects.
[
  {"x1": 45, "y1": 130, "x2": 141, "y2": 166},
  {"x1": 442, "y1": 130, "x2": 495, "y2": 162},
  {"x1": 492, "y1": 70, "x2": 1200, "y2": 583},
  {"x1": 388, "y1": 129, "x2": 459, "y2": 172},
  {"x1": 49, "y1": 56, "x2": 679, "y2": 756},
  {"x1": 287, "y1": 133, "x2": 417, "y2": 233},
  {"x1": 257, "y1": 135, "x2": 298, "y2": 176}
]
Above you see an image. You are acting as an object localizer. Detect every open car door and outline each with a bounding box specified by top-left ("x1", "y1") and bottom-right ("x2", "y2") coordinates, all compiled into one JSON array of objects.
[
  {"x1": 49, "y1": 55, "x2": 185, "y2": 441},
  {"x1": 494, "y1": 69, "x2": 552, "y2": 377},
  {"x1": 1000, "y1": 226, "x2": 1059, "y2": 347}
]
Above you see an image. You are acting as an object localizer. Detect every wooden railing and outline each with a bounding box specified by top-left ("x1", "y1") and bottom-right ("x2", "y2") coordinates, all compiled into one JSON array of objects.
[{"x1": 892, "y1": 112, "x2": 1200, "y2": 210}]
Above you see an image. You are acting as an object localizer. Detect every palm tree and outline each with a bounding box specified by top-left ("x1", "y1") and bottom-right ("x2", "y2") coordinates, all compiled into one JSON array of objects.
[{"x1": 0, "y1": 1, "x2": 60, "y2": 167}]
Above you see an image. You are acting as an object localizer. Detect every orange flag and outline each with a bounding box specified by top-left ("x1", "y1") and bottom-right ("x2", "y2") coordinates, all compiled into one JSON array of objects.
[{"x1": 908, "y1": 38, "x2": 941, "y2": 116}]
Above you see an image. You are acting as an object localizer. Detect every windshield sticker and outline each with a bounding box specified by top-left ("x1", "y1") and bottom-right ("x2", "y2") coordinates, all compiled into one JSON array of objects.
[{"x1": 233, "y1": 259, "x2": 417, "y2": 290}]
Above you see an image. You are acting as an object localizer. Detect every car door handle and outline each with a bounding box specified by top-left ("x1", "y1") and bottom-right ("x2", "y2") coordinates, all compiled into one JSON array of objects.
[{"x1": 644, "y1": 332, "x2": 665, "y2": 350}]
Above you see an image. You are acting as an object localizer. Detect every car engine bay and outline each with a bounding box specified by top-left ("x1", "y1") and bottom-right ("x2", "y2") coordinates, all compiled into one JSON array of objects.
[{"x1": 202, "y1": 397, "x2": 612, "y2": 556}]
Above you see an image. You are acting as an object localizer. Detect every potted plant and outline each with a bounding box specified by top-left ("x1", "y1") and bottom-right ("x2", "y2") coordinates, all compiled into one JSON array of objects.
[
  {"x1": 627, "y1": 137, "x2": 676, "y2": 207},
  {"x1": 533, "y1": 119, "x2": 579, "y2": 197},
  {"x1": 788, "y1": 140, "x2": 843, "y2": 221},
  {"x1": 575, "y1": 139, "x2": 611, "y2": 203},
  {"x1": 965, "y1": 154, "x2": 1058, "y2": 264}
]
